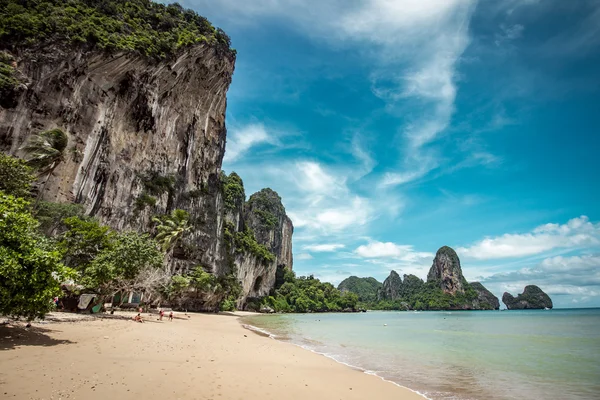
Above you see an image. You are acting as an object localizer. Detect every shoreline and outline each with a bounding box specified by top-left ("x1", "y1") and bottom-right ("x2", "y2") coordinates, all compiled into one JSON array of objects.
[
  {"x1": 241, "y1": 320, "x2": 430, "y2": 400},
  {"x1": 0, "y1": 311, "x2": 424, "y2": 399}
]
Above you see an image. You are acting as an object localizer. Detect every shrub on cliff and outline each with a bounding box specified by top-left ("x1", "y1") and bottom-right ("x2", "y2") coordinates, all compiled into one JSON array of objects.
[{"x1": 0, "y1": 0, "x2": 234, "y2": 58}]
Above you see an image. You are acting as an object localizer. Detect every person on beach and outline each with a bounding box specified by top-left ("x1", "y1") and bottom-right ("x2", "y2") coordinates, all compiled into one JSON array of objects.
[
  {"x1": 133, "y1": 313, "x2": 144, "y2": 323},
  {"x1": 159, "y1": 309, "x2": 164, "y2": 321},
  {"x1": 169, "y1": 311, "x2": 173, "y2": 321}
]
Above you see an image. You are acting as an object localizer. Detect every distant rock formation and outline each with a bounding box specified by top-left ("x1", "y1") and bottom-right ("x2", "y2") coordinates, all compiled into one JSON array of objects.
[
  {"x1": 470, "y1": 282, "x2": 500, "y2": 310},
  {"x1": 427, "y1": 246, "x2": 466, "y2": 294},
  {"x1": 377, "y1": 272, "x2": 425, "y2": 302},
  {"x1": 502, "y1": 285, "x2": 553, "y2": 309},
  {"x1": 379, "y1": 270, "x2": 403, "y2": 300}
]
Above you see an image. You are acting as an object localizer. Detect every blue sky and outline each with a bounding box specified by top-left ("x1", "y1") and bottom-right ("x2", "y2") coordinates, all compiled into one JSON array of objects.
[{"x1": 178, "y1": 0, "x2": 600, "y2": 308}]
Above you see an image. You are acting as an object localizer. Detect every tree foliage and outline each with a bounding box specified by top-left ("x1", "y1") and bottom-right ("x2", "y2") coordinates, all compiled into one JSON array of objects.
[
  {"x1": 34, "y1": 200, "x2": 85, "y2": 235},
  {"x1": 0, "y1": 152, "x2": 34, "y2": 198},
  {"x1": 0, "y1": 192, "x2": 72, "y2": 319},
  {"x1": 58, "y1": 216, "x2": 115, "y2": 271},
  {"x1": 152, "y1": 209, "x2": 190, "y2": 252},
  {"x1": 251, "y1": 271, "x2": 359, "y2": 313},
  {"x1": 21, "y1": 128, "x2": 68, "y2": 174},
  {"x1": 0, "y1": 0, "x2": 234, "y2": 59},
  {"x1": 338, "y1": 276, "x2": 382, "y2": 302},
  {"x1": 81, "y1": 231, "x2": 163, "y2": 296},
  {"x1": 221, "y1": 171, "x2": 245, "y2": 211}
]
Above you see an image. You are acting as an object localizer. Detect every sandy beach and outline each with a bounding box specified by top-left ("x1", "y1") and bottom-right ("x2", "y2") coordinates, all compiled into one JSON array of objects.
[{"x1": 0, "y1": 312, "x2": 424, "y2": 400}]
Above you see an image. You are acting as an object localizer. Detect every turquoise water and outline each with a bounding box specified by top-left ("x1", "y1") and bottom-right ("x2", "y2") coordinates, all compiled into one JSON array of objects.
[{"x1": 242, "y1": 309, "x2": 600, "y2": 400}]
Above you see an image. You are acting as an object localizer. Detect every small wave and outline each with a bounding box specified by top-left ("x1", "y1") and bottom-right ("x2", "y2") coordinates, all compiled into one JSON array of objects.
[{"x1": 241, "y1": 323, "x2": 278, "y2": 339}]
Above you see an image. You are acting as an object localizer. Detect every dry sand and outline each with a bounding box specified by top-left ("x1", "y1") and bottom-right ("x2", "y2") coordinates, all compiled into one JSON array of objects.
[{"x1": 0, "y1": 311, "x2": 424, "y2": 400}]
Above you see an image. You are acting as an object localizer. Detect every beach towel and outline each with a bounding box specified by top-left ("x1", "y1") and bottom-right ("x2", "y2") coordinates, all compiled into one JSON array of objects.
[{"x1": 77, "y1": 294, "x2": 95, "y2": 310}]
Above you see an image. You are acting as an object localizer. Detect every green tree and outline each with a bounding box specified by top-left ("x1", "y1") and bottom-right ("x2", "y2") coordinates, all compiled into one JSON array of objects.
[
  {"x1": 81, "y1": 231, "x2": 163, "y2": 297},
  {"x1": 21, "y1": 128, "x2": 68, "y2": 202},
  {"x1": 189, "y1": 265, "x2": 218, "y2": 294},
  {"x1": 34, "y1": 201, "x2": 85, "y2": 235},
  {"x1": 152, "y1": 209, "x2": 191, "y2": 252},
  {"x1": 0, "y1": 153, "x2": 35, "y2": 198},
  {"x1": 21, "y1": 128, "x2": 68, "y2": 175},
  {"x1": 0, "y1": 192, "x2": 72, "y2": 319},
  {"x1": 58, "y1": 217, "x2": 115, "y2": 271}
]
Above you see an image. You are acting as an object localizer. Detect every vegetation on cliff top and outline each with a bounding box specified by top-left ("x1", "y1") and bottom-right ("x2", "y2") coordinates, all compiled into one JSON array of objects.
[
  {"x1": 338, "y1": 276, "x2": 382, "y2": 303},
  {"x1": 0, "y1": 0, "x2": 234, "y2": 59},
  {"x1": 221, "y1": 172, "x2": 245, "y2": 211}
]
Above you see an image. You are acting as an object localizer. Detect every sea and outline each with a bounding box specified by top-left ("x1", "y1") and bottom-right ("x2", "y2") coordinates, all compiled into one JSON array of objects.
[{"x1": 241, "y1": 309, "x2": 600, "y2": 400}]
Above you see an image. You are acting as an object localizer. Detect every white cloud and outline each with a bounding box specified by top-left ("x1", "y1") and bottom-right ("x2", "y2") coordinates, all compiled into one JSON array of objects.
[
  {"x1": 303, "y1": 244, "x2": 345, "y2": 252},
  {"x1": 355, "y1": 240, "x2": 434, "y2": 262},
  {"x1": 224, "y1": 123, "x2": 273, "y2": 162},
  {"x1": 295, "y1": 253, "x2": 314, "y2": 260},
  {"x1": 458, "y1": 216, "x2": 600, "y2": 260},
  {"x1": 294, "y1": 161, "x2": 344, "y2": 196}
]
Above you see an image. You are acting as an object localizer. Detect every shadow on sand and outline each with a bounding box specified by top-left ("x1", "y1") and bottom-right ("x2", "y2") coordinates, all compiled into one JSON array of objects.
[{"x1": 0, "y1": 324, "x2": 74, "y2": 351}]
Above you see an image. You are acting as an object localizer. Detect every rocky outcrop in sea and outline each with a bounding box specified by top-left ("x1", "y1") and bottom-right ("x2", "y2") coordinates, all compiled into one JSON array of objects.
[{"x1": 502, "y1": 285, "x2": 553, "y2": 309}]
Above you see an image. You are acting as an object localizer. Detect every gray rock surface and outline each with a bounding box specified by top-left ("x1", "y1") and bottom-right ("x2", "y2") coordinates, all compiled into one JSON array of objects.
[
  {"x1": 427, "y1": 246, "x2": 466, "y2": 294},
  {"x1": 470, "y1": 282, "x2": 500, "y2": 310}
]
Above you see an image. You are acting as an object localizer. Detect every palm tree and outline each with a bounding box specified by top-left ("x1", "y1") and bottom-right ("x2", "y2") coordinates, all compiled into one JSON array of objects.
[
  {"x1": 21, "y1": 128, "x2": 68, "y2": 201},
  {"x1": 153, "y1": 209, "x2": 191, "y2": 252}
]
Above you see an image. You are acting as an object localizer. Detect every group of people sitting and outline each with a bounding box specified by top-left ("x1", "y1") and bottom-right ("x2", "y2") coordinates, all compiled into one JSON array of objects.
[{"x1": 132, "y1": 308, "x2": 174, "y2": 323}]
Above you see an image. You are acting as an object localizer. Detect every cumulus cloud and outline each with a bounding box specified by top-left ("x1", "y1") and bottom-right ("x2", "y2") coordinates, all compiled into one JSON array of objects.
[
  {"x1": 224, "y1": 124, "x2": 273, "y2": 162},
  {"x1": 303, "y1": 244, "x2": 345, "y2": 252},
  {"x1": 458, "y1": 216, "x2": 600, "y2": 260}
]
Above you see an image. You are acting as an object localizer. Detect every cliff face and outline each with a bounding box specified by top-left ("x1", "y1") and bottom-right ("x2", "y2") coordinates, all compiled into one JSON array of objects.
[
  {"x1": 427, "y1": 246, "x2": 466, "y2": 294},
  {"x1": 502, "y1": 285, "x2": 553, "y2": 309},
  {"x1": 470, "y1": 282, "x2": 500, "y2": 310},
  {"x1": 378, "y1": 270, "x2": 403, "y2": 300},
  {"x1": 233, "y1": 188, "x2": 294, "y2": 308},
  {"x1": 0, "y1": 43, "x2": 293, "y2": 309}
]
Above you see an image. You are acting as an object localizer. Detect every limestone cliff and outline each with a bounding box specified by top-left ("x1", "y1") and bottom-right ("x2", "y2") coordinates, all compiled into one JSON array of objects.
[
  {"x1": 223, "y1": 185, "x2": 294, "y2": 308},
  {"x1": 470, "y1": 282, "x2": 500, "y2": 310},
  {"x1": 0, "y1": 39, "x2": 292, "y2": 309},
  {"x1": 378, "y1": 270, "x2": 403, "y2": 300},
  {"x1": 502, "y1": 285, "x2": 553, "y2": 309},
  {"x1": 427, "y1": 246, "x2": 467, "y2": 294}
]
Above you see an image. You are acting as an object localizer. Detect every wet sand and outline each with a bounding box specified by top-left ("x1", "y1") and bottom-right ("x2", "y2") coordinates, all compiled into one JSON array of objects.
[{"x1": 0, "y1": 311, "x2": 424, "y2": 399}]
